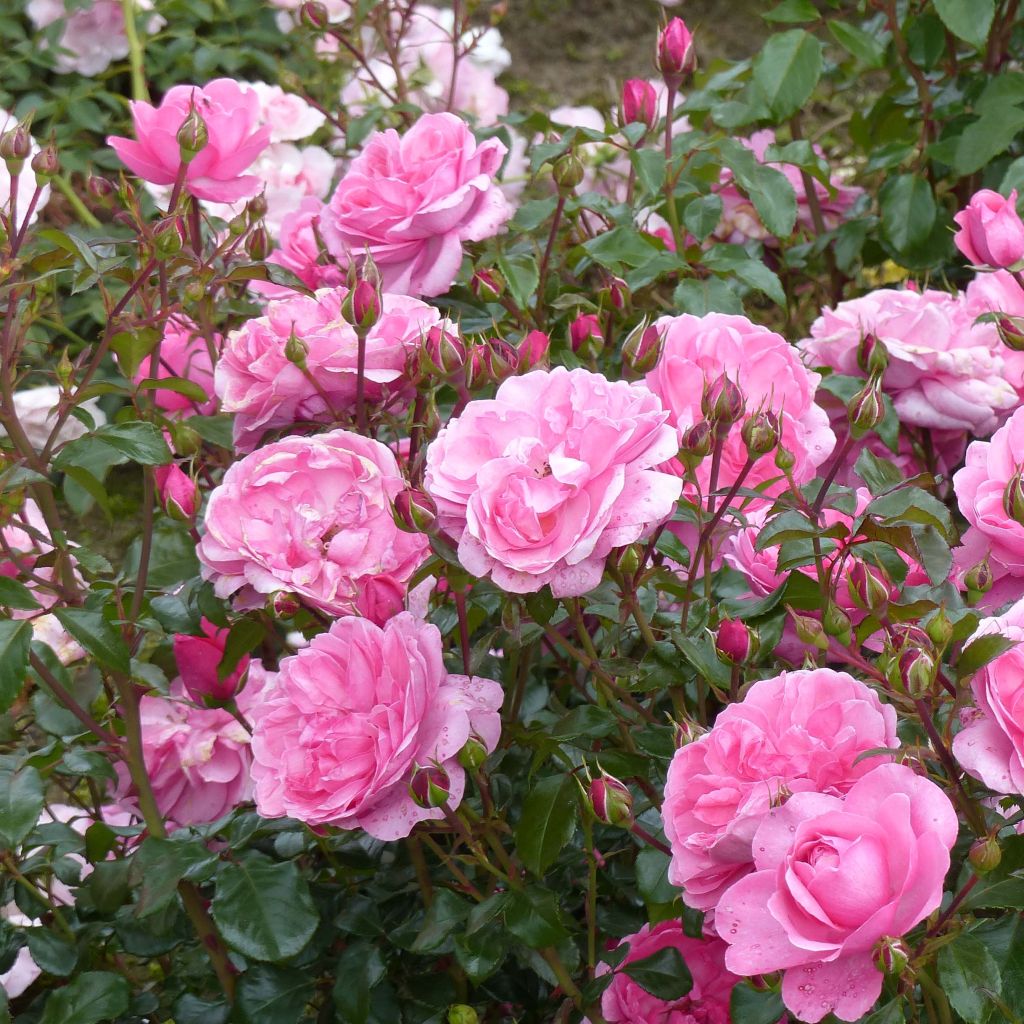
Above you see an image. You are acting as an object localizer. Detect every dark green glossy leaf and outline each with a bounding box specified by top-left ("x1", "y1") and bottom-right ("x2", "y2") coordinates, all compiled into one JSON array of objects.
[
  {"x1": 39, "y1": 971, "x2": 130, "y2": 1024},
  {"x1": 0, "y1": 619, "x2": 32, "y2": 712},
  {"x1": 938, "y1": 931, "x2": 1001, "y2": 1023},
  {"x1": 622, "y1": 945, "x2": 693, "y2": 1000},
  {"x1": 752, "y1": 30, "x2": 823, "y2": 120},
  {"x1": 515, "y1": 774, "x2": 579, "y2": 876},
  {"x1": 0, "y1": 765, "x2": 44, "y2": 847}
]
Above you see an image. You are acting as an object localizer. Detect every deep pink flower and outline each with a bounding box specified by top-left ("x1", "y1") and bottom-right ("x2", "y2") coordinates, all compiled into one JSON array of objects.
[
  {"x1": 621, "y1": 79, "x2": 658, "y2": 130},
  {"x1": 423, "y1": 367, "x2": 682, "y2": 596},
  {"x1": 155, "y1": 463, "x2": 199, "y2": 521},
  {"x1": 662, "y1": 669, "x2": 899, "y2": 912},
  {"x1": 173, "y1": 618, "x2": 250, "y2": 704},
  {"x1": 249, "y1": 613, "x2": 503, "y2": 839},
  {"x1": 321, "y1": 112, "x2": 511, "y2": 297},
  {"x1": 955, "y1": 189, "x2": 1024, "y2": 269},
  {"x1": 717, "y1": 764, "x2": 957, "y2": 1023},
  {"x1": 107, "y1": 78, "x2": 271, "y2": 202},
  {"x1": 657, "y1": 17, "x2": 695, "y2": 81},
  {"x1": 254, "y1": 197, "x2": 345, "y2": 300},
  {"x1": 133, "y1": 315, "x2": 217, "y2": 416},
  {"x1": 197, "y1": 429, "x2": 428, "y2": 617}
]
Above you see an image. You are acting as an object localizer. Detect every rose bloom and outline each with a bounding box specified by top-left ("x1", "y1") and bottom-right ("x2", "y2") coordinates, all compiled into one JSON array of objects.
[
  {"x1": 131, "y1": 315, "x2": 217, "y2": 417},
  {"x1": 596, "y1": 923, "x2": 739, "y2": 1024},
  {"x1": 113, "y1": 681, "x2": 253, "y2": 828},
  {"x1": 955, "y1": 189, "x2": 1024, "y2": 269},
  {"x1": 3, "y1": 384, "x2": 107, "y2": 451},
  {"x1": 0, "y1": 109, "x2": 51, "y2": 231},
  {"x1": 197, "y1": 430, "x2": 428, "y2": 618},
  {"x1": 964, "y1": 269, "x2": 1024, "y2": 398},
  {"x1": 953, "y1": 407, "x2": 1024, "y2": 598},
  {"x1": 953, "y1": 596, "x2": 1024, "y2": 793},
  {"x1": 799, "y1": 287, "x2": 1017, "y2": 436},
  {"x1": 321, "y1": 111, "x2": 511, "y2": 297},
  {"x1": 216, "y1": 287, "x2": 443, "y2": 451},
  {"x1": 173, "y1": 618, "x2": 250, "y2": 705},
  {"x1": 108, "y1": 78, "x2": 271, "y2": 203},
  {"x1": 662, "y1": 669, "x2": 899, "y2": 912},
  {"x1": 644, "y1": 312, "x2": 835, "y2": 505},
  {"x1": 250, "y1": 613, "x2": 503, "y2": 840},
  {"x1": 424, "y1": 367, "x2": 683, "y2": 597},
  {"x1": 717, "y1": 764, "x2": 957, "y2": 1023},
  {"x1": 254, "y1": 197, "x2": 345, "y2": 300},
  {"x1": 243, "y1": 81, "x2": 326, "y2": 143}
]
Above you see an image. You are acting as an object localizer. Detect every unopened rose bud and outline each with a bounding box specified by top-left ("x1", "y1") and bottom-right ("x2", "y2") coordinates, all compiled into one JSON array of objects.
[
  {"x1": 588, "y1": 771, "x2": 634, "y2": 828},
  {"x1": 569, "y1": 313, "x2": 603, "y2": 356},
  {"x1": 679, "y1": 420, "x2": 712, "y2": 469},
  {"x1": 483, "y1": 336, "x2": 518, "y2": 382},
  {"x1": 270, "y1": 591, "x2": 302, "y2": 618},
  {"x1": 457, "y1": 736, "x2": 488, "y2": 771},
  {"x1": 847, "y1": 561, "x2": 891, "y2": 612},
  {"x1": 424, "y1": 326, "x2": 467, "y2": 377},
  {"x1": 246, "y1": 225, "x2": 270, "y2": 261},
  {"x1": 228, "y1": 213, "x2": 248, "y2": 236},
  {"x1": 702, "y1": 376, "x2": 744, "y2": 433},
  {"x1": 873, "y1": 936, "x2": 911, "y2": 977},
  {"x1": 965, "y1": 556, "x2": 993, "y2": 597},
  {"x1": 246, "y1": 193, "x2": 268, "y2": 222},
  {"x1": 622, "y1": 321, "x2": 663, "y2": 375},
  {"x1": 177, "y1": 106, "x2": 209, "y2": 164},
  {"x1": 284, "y1": 331, "x2": 309, "y2": 369},
  {"x1": 552, "y1": 152, "x2": 585, "y2": 193},
  {"x1": 155, "y1": 464, "x2": 199, "y2": 522},
  {"x1": 741, "y1": 411, "x2": 780, "y2": 458},
  {"x1": 657, "y1": 17, "x2": 696, "y2": 84},
  {"x1": 620, "y1": 79, "x2": 658, "y2": 132},
  {"x1": 674, "y1": 717, "x2": 705, "y2": 747},
  {"x1": 392, "y1": 489, "x2": 437, "y2": 534},
  {"x1": 409, "y1": 763, "x2": 451, "y2": 809},
  {"x1": 822, "y1": 603, "x2": 853, "y2": 645},
  {"x1": 167, "y1": 420, "x2": 202, "y2": 457},
  {"x1": 607, "y1": 276, "x2": 630, "y2": 311},
  {"x1": 897, "y1": 648, "x2": 934, "y2": 697},
  {"x1": 716, "y1": 618, "x2": 756, "y2": 664},
  {"x1": 55, "y1": 349, "x2": 74, "y2": 391},
  {"x1": 775, "y1": 443, "x2": 796, "y2": 472},
  {"x1": 788, "y1": 606, "x2": 829, "y2": 651},
  {"x1": 87, "y1": 175, "x2": 116, "y2": 202},
  {"x1": 856, "y1": 333, "x2": 889, "y2": 376},
  {"x1": 464, "y1": 343, "x2": 489, "y2": 390},
  {"x1": 471, "y1": 268, "x2": 504, "y2": 302},
  {"x1": 848, "y1": 375, "x2": 886, "y2": 439},
  {"x1": 925, "y1": 607, "x2": 954, "y2": 648},
  {"x1": 30, "y1": 143, "x2": 59, "y2": 180},
  {"x1": 969, "y1": 834, "x2": 1002, "y2": 874},
  {"x1": 1004, "y1": 466, "x2": 1024, "y2": 526},
  {"x1": 341, "y1": 279, "x2": 381, "y2": 330},
  {"x1": 615, "y1": 544, "x2": 644, "y2": 576},
  {"x1": 517, "y1": 330, "x2": 550, "y2": 371},
  {"x1": 0, "y1": 123, "x2": 31, "y2": 171},
  {"x1": 747, "y1": 973, "x2": 781, "y2": 993},
  {"x1": 153, "y1": 217, "x2": 183, "y2": 259},
  {"x1": 299, "y1": 0, "x2": 328, "y2": 29}
]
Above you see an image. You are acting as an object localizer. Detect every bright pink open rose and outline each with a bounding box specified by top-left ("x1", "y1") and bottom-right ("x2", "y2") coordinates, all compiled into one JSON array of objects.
[
  {"x1": 424, "y1": 366, "x2": 683, "y2": 596},
  {"x1": 321, "y1": 111, "x2": 511, "y2": 297},
  {"x1": 197, "y1": 430, "x2": 428, "y2": 617},
  {"x1": 954, "y1": 189, "x2": 1024, "y2": 269},
  {"x1": 717, "y1": 763, "x2": 957, "y2": 1023},
  {"x1": 108, "y1": 78, "x2": 271, "y2": 203},
  {"x1": 249, "y1": 613, "x2": 503, "y2": 839},
  {"x1": 662, "y1": 669, "x2": 899, "y2": 912}
]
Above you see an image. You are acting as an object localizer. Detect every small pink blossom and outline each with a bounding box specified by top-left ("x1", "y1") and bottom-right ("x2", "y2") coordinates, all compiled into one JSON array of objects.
[
  {"x1": 254, "y1": 197, "x2": 345, "y2": 300},
  {"x1": 133, "y1": 315, "x2": 217, "y2": 417},
  {"x1": 955, "y1": 189, "x2": 1024, "y2": 269},
  {"x1": 173, "y1": 618, "x2": 250, "y2": 705}
]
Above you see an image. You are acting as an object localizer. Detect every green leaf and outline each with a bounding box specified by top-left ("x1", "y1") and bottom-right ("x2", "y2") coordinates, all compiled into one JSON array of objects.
[
  {"x1": 54, "y1": 422, "x2": 172, "y2": 470},
  {"x1": 186, "y1": 413, "x2": 235, "y2": 450},
  {"x1": 933, "y1": 0, "x2": 995, "y2": 49},
  {"x1": 237, "y1": 965, "x2": 314, "y2": 1024},
  {"x1": 131, "y1": 837, "x2": 219, "y2": 917},
  {"x1": 622, "y1": 945, "x2": 693, "y2": 1000},
  {"x1": 582, "y1": 226, "x2": 661, "y2": 270},
  {"x1": 109, "y1": 327, "x2": 160, "y2": 380},
  {"x1": 515, "y1": 774, "x2": 579, "y2": 876},
  {"x1": 729, "y1": 984, "x2": 786, "y2": 1024},
  {"x1": 26, "y1": 928, "x2": 77, "y2": 976},
  {"x1": 0, "y1": 577, "x2": 42, "y2": 611},
  {"x1": 212, "y1": 855, "x2": 318, "y2": 962},
  {"x1": 938, "y1": 931, "x2": 1002, "y2": 1023},
  {"x1": 218, "y1": 618, "x2": 264, "y2": 681},
  {"x1": 505, "y1": 886, "x2": 570, "y2": 947},
  {"x1": 0, "y1": 765, "x2": 44, "y2": 847},
  {"x1": 497, "y1": 253, "x2": 539, "y2": 309},
  {"x1": 410, "y1": 889, "x2": 470, "y2": 953},
  {"x1": 630, "y1": 149, "x2": 667, "y2": 197},
  {"x1": 683, "y1": 193, "x2": 723, "y2": 242},
  {"x1": 829, "y1": 19, "x2": 886, "y2": 67},
  {"x1": 752, "y1": 30, "x2": 823, "y2": 120},
  {"x1": 137, "y1": 375, "x2": 211, "y2": 404},
  {"x1": 879, "y1": 174, "x2": 936, "y2": 256},
  {"x1": 636, "y1": 847, "x2": 678, "y2": 905},
  {"x1": 53, "y1": 607, "x2": 132, "y2": 675},
  {"x1": 0, "y1": 619, "x2": 32, "y2": 712},
  {"x1": 333, "y1": 941, "x2": 386, "y2": 1024},
  {"x1": 674, "y1": 278, "x2": 743, "y2": 316},
  {"x1": 861, "y1": 1001, "x2": 905, "y2": 1024},
  {"x1": 864, "y1": 486, "x2": 953, "y2": 539},
  {"x1": 854, "y1": 449, "x2": 906, "y2": 494},
  {"x1": 951, "y1": 106, "x2": 1024, "y2": 177},
  {"x1": 39, "y1": 971, "x2": 130, "y2": 1024},
  {"x1": 763, "y1": 0, "x2": 818, "y2": 22},
  {"x1": 454, "y1": 922, "x2": 508, "y2": 982},
  {"x1": 957, "y1": 633, "x2": 1018, "y2": 681}
]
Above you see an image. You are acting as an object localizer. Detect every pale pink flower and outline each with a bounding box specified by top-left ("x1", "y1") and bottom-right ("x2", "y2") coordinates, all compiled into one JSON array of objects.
[
  {"x1": 5, "y1": 384, "x2": 106, "y2": 450},
  {"x1": 243, "y1": 81, "x2": 326, "y2": 143}
]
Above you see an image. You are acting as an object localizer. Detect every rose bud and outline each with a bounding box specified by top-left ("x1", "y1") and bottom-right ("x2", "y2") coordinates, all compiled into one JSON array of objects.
[
  {"x1": 954, "y1": 189, "x2": 1024, "y2": 269},
  {"x1": 701, "y1": 375, "x2": 744, "y2": 433},
  {"x1": 0, "y1": 123, "x2": 31, "y2": 170},
  {"x1": 341, "y1": 278, "x2": 382, "y2": 331},
  {"x1": 176, "y1": 105, "x2": 209, "y2": 164},
  {"x1": 588, "y1": 771, "x2": 634, "y2": 828},
  {"x1": 30, "y1": 143, "x2": 59, "y2": 181},
  {"x1": 679, "y1": 420, "x2": 712, "y2": 469},
  {"x1": 408, "y1": 763, "x2": 452, "y2": 809},
  {"x1": 873, "y1": 937, "x2": 911, "y2": 978},
  {"x1": 87, "y1": 174, "x2": 116, "y2": 202},
  {"x1": 424, "y1": 325, "x2": 467, "y2": 377},
  {"x1": 964, "y1": 556, "x2": 993, "y2": 597},
  {"x1": 847, "y1": 375, "x2": 886, "y2": 438},
  {"x1": 464, "y1": 343, "x2": 490, "y2": 390},
  {"x1": 1004, "y1": 466, "x2": 1024, "y2": 526},
  {"x1": 482, "y1": 336, "x2": 518, "y2": 383},
  {"x1": 614, "y1": 543, "x2": 644, "y2": 576},
  {"x1": 552, "y1": 152, "x2": 585, "y2": 193},
  {"x1": 969, "y1": 834, "x2": 1002, "y2": 874},
  {"x1": 155, "y1": 464, "x2": 199, "y2": 522},
  {"x1": 775, "y1": 443, "x2": 796, "y2": 472},
  {"x1": 657, "y1": 17, "x2": 696, "y2": 84},
  {"x1": 822, "y1": 603, "x2": 853, "y2": 645},
  {"x1": 847, "y1": 561, "x2": 892, "y2": 612},
  {"x1": 788, "y1": 606, "x2": 829, "y2": 651},
  {"x1": 620, "y1": 79, "x2": 658, "y2": 132},
  {"x1": 246, "y1": 224, "x2": 270, "y2": 261},
  {"x1": 856, "y1": 333, "x2": 889, "y2": 376},
  {"x1": 674, "y1": 717, "x2": 705, "y2": 747},
  {"x1": 392, "y1": 488, "x2": 438, "y2": 534},
  {"x1": 569, "y1": 312, "x2": 603, "y2": 355},
  {"x1": 741, "y1": 411, "x2": 780, "y2": 458},
  {"x1": 622, "y1": 321, "x2": 663, "y2": 375},
  {"x1": 174, "y1": 618, "x2": 250, "y2": 705},
  {"x1": 897, "y1": 648, "x2": 934, "y2": 698},
  {"x1": 997, "y1": 315, "x2": 1024, "y2": 352},
  {"x1": 715, "y1": 618, "x2": 756, "y2": 664},
  {"x1": 284, "y1": 330, "x2": 309, "y2": 369},
  {"x1": 924, "y1": 607, "x2": 954, "y2": 648},
  {"x1": 471, "y1": 268, "x2": 504, "y2": 302},
  {"x1": 457, "y1": 735, "x2": 488, "y2": 771},
  {"x1": 246, "y1": 192, "x2": 268, "y2": 222},
  {"x1": 607, "y1": 276, "x2": 630, "y2": 311},
  {"x1": 299, "y1": 0, "x2": 328, "y2": 29},
  {"x1": 270, "y1": 591, "x2": 302, "y2": 618},
  {"x1": 517, "y1": 329, "x2": 550, "y2": 371},
  {"x1": 448, "y1": 1006, "x2": 479, "y2": 1024}
]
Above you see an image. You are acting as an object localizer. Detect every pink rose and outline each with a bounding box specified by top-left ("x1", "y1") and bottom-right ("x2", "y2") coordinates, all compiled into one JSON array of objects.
[
  {"x1": 215, "y1": 286, "x2": 443, "y2": 451},
  {"x1": 644, "y1": 312, "x2": 835, "y2": 508},
  {"x1": 107, "y1": 78, "x2": 271, "y2": 203},
  {"x1": 173, "y1": 618, "x2": 250, "y2": 704},
  {"x1": 243, "y1": 82, "x2": 326, "y2": 143},
  {"x1": 964, "y1": 269, "x2": 1024, "y2": 397},
  {"x1": 115, "y1": 681, "x2": 252, "y2": 827},
  {"x1": 662, "y1": 669, "x2": 899, "y2": 911},
  {"x1": 155, "y1": 463, "x2": 199, "y2": 521},
  {"x1": 242, "y1": 142, "x2": 336, "y2": 236},
  {"x1": 953, "y1": 407, "x2": 1024, "y2": 589},
  {"x1": 953, "y1": 597, "x2": 1024, "y2": 793},
  {"x1": 717, "y1": 763, "x2": 957, "y2": 1023},
  {"x1": 799, "y1": 287, "x2": 1017, "y2": 435},
  {"x1": 955, "y1": 189, "x2": 1024, "y2": 269},
  {"x1": 249, "y1": 613, "x2": 503, "y2": 840},
  {"x1": 321, "y1": 111, "x2": 511, "y2": 297},
  {"x1": 254, "y1": 197, "x2": 345, "y2": 300},
  {"x1": 424, "y1": 366, "x2": 683, "y2": 596},
  {"x1": 197, "y1": 430, "x2": 428, "y2": 617},
  {"x1": 598, "y1": 923, "x2": 739, "y2": 1024},
  {"x1": 133, "y1": 315, "x2": 217, "y2": 416}
]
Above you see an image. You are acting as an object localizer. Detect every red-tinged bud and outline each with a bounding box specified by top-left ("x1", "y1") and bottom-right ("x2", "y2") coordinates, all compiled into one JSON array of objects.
[
  {"x1": 588, "y1": 771, "x2": 634, "y2": 828},
  {"x1": 270, "y1": 591, "x2": 302, "y2": 618},
  {"x1": 154, "y1": 464, "x2": 199, "y2": 522},
  {"x1": 622, "y1": 321, "x2": 663, "y2": 374},
  {"x1": 471, "y1": 268, "x2": 504, "y2": 302},
  {"x1": 457, "y1": 735, "x2": 488, "y2": 771},
  {"x1": 873, "y1": 937, "x2": 911, "y2": 978},
  {"x1": 517, "y1": 329, "x2": 550, "y2": 371},
  {"x1": 716, "y1": 618, "x2": 756, "y2": 665},
  {"x1": 1004, "y1": 465, "x2": 1024, "y2": 526},
  {"x1": 674, "y1": 717, "x2": 705, "y2": 747},
  {"x1": 87, "y1": 175, "x2": 116, "y2": 202},
  {"x1": 424, "y1": 326, "x2": 467, "y2": 377},
  {"x1": 657, "y1": 17, "x2": 696, "y2": 84},
  {"x1": 0, "y1": 123, "x2": 31, "y2": 171},
  {"x1": 174, "y1": 618, "x2": 249, "y2": 705},
  {"x1": 483, "y1": 336, "x2": 518, "y2": 382},
  {"x1": 464, "y1": 343, "x2": 490, "y2": 390},
  {"x1": 177, "y1": 105, "x2": 209, "y2": 164},
  {"x1": 341, "y1": 278, "x2": 382, "y2": 330},
  {"x1": 392, "y1": 489, "x2": 438, "y2": 534},
  {"x1": 701, "y1": 375, "x2": 744, "y2": 433},
  {"x1": 897, "y1": 647, "x2": 934, "y2": 697},
  {"x1": 747, "y1": 974, "x2": 781, "y2": 993},
  {"x1": 299, "y1": 0, "x2": 328, "y2": 28},
  {"x1": 569, "y1": 313, "x2": 603, "y2": 355},
  {"x1": 847, "y1": 561, "x2": 892, "y2": 612},
  {"x1": 30, "y1": 143, "x2": 59, "y2": 180},
  {"x1": 679, "y1": 420, "x2": 712, "y2": 470},
  {"x1": 408, "y1": 763, "x2": 452, "y2": 809},
  {"x1": 965, "y1": 556, "x2": 993, "y2": 597},
  {"x1": 847, "y1": 375, "x2": 885, "y2": 439},
  {"x1": 607, "y1": 276, "x2": 630, "y2": 311},
  {"x1": 856, "y1": 333, "x2": 889, "y2": 375},
  {"x1": 741, "y1": 411, "x2": 780, "y2": 458},
  {"x1": 552, "y1": 152, "x2": 585, "y2": 193},
  {"x1": 788, "y1": 606, "x2": 829, "y2": 651},
  {"x1": 246, "y1": 193, "x2": 268, "y2": 222},
  {"x1": 620, "y1": 78, "x2": 658, "y2": 132},
  {"x1": 969, "y1": 834, "x2": 1002, "y2": 874},
  {"x1": 995, "y1": 314, "x2": 1024, "y2": 352},
  {"x1": 246, "y1": 224, "x2": 270, "y2": 261},
  {"x1": 822, "y1": 603, "x2": 853, "y2": 644}
]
